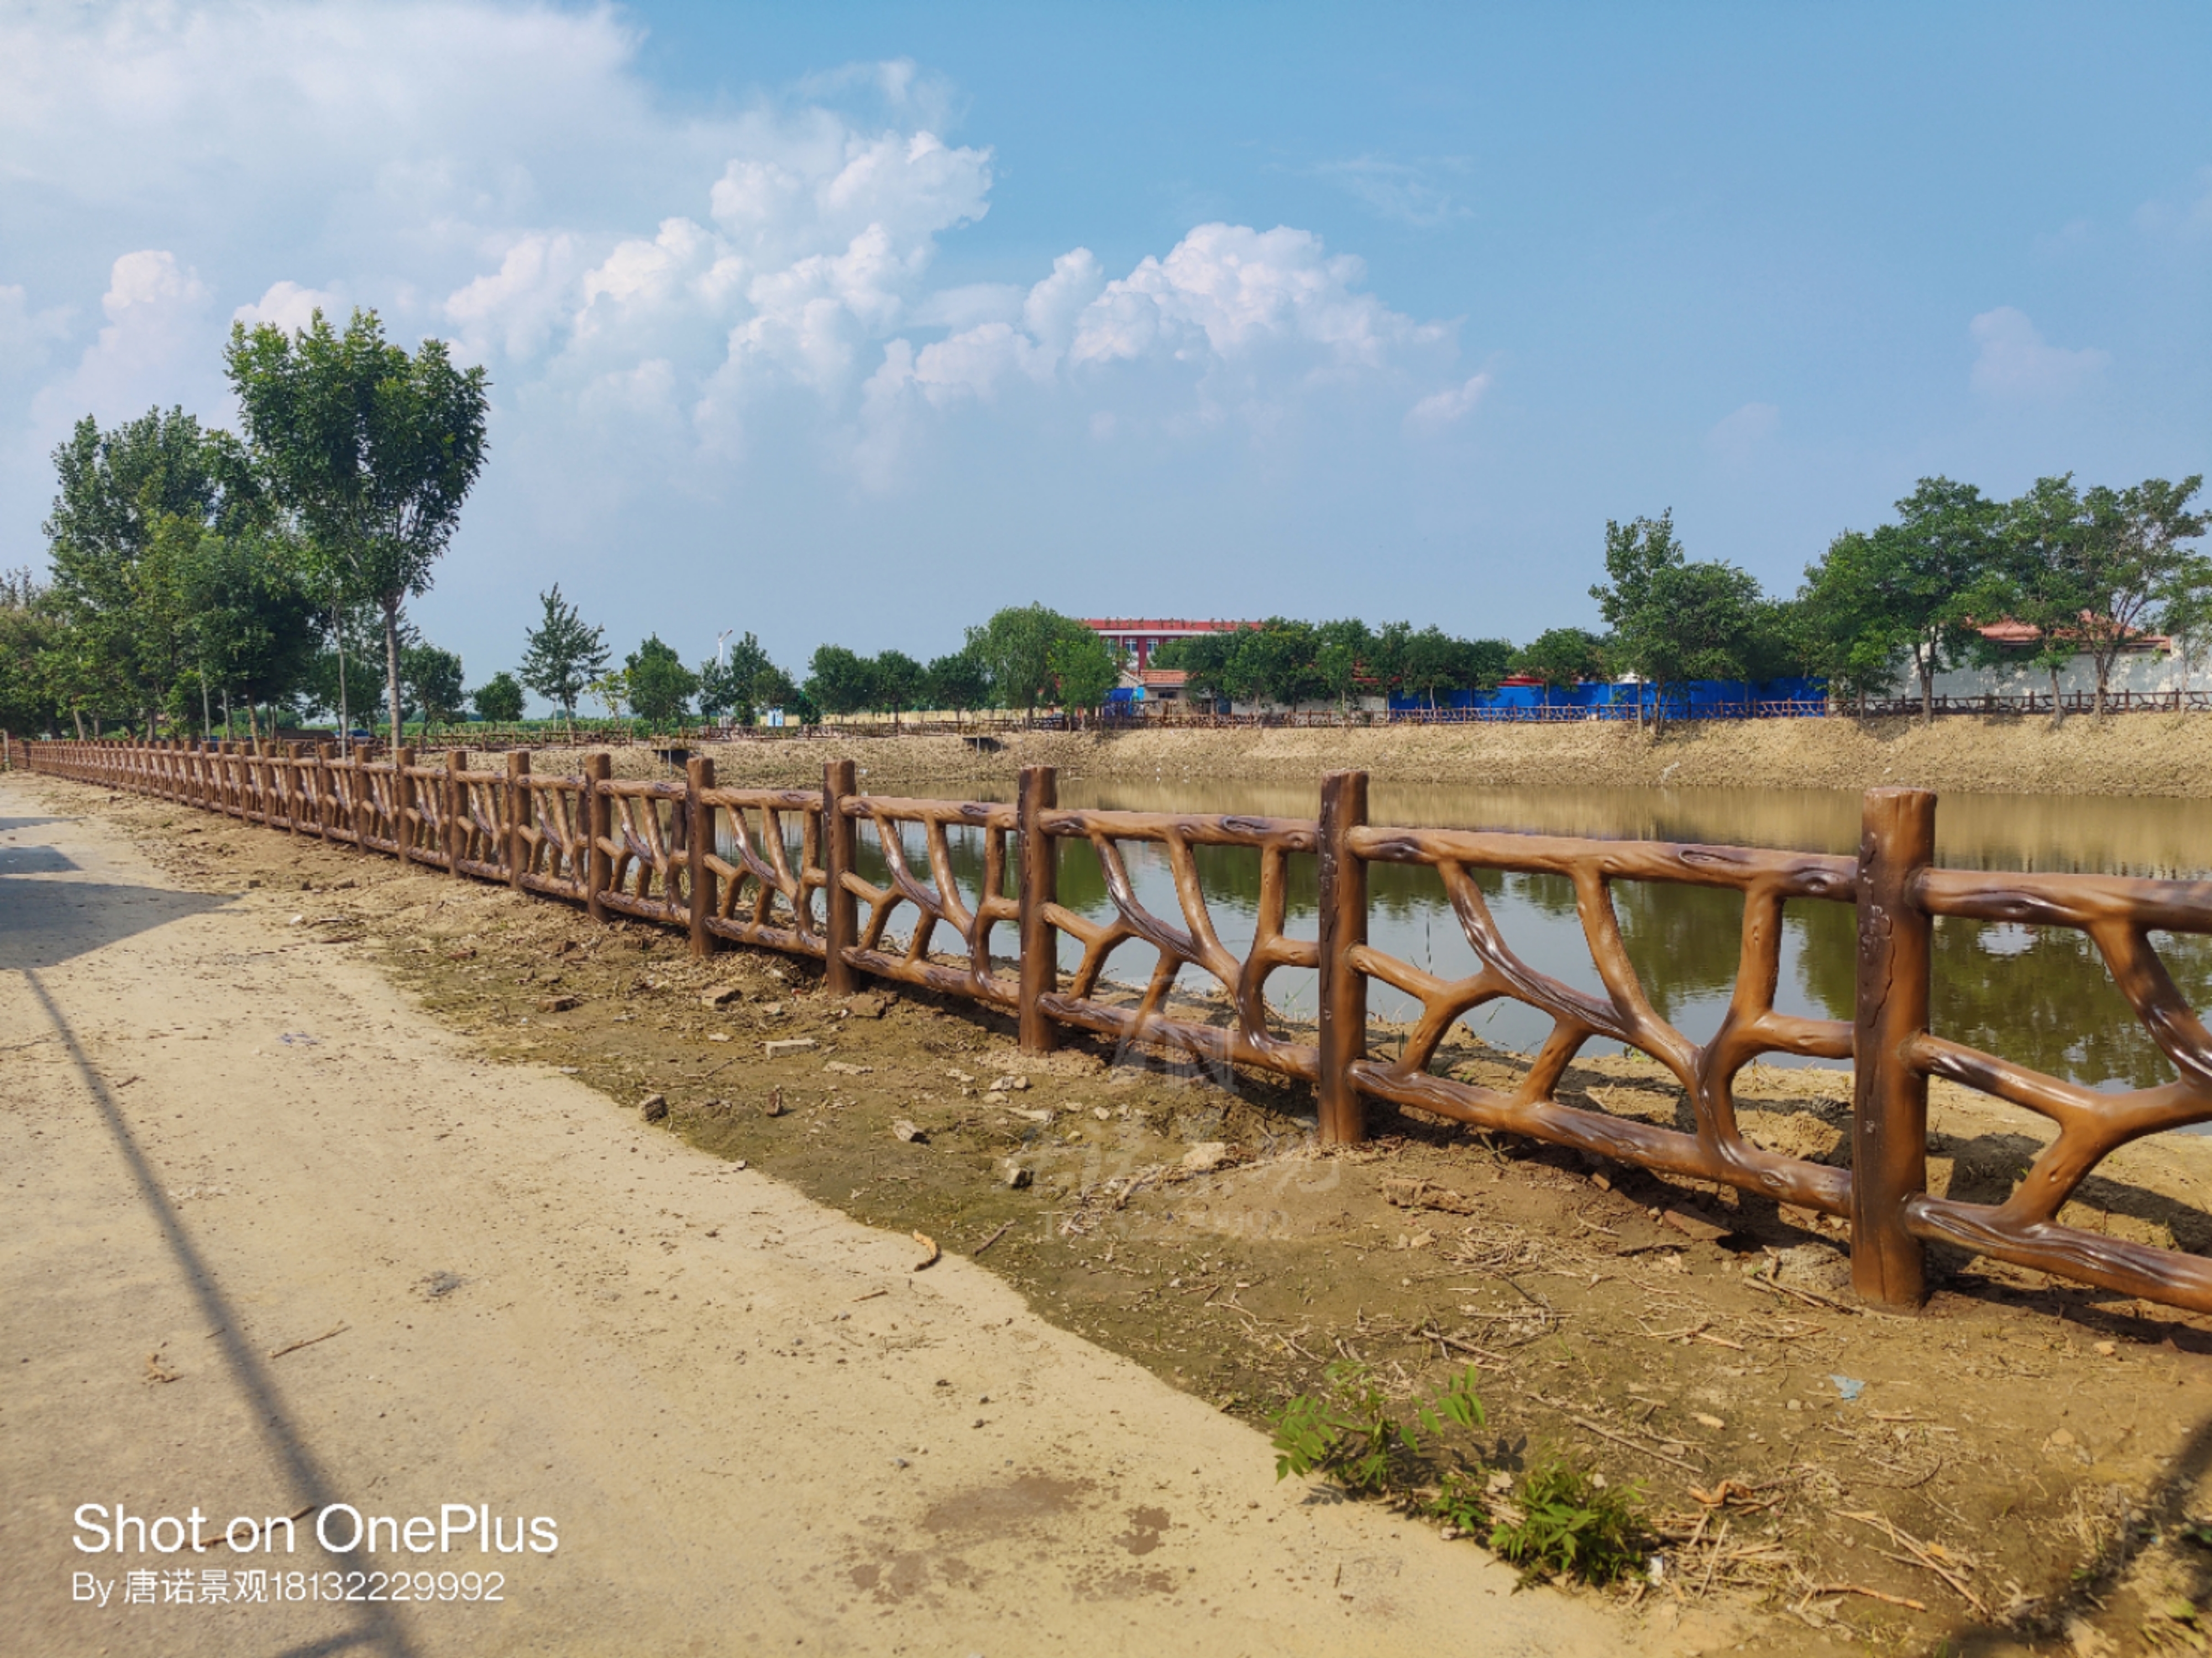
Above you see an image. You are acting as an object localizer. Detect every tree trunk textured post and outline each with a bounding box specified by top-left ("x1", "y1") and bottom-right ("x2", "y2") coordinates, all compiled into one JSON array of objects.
[
  {"x1": 505, "y1": 751, "x2": 528, "y2": 890},
  {"x1": 1851, "y1": 786, "x2": 1936, "y2": 1308},
  {"x1": 687, "y1": 755, "x2": 715, "y2": 960},
  {"x1": 822, "y1": 759, "x2": 858, "y2": 996},
  {"x1": 392, "y1": 746, "x2": 416, "y2": 867},
  {"x1": 1017, "y1": 764, "x2": 1058, "y2": 1056},
  {"x1": 584, "y1": 752, "x2": 611, "y2": 922},
  {"x1": 444, "y1": 750, "x2": 464, "y2": 874},
  {"x1": 1316, "y1": 769, "x2": 1370, "y2": 1145}
]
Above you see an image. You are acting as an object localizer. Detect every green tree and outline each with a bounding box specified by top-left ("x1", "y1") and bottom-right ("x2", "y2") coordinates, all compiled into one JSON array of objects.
[
  {"x1": 625, "y1": 634, "x2": 699, "y2": 727},
  {"x1": 1399, "y1": 626, "x2": 1464, "y2": 710},
  {"x1": 181, "y1": 526, "x2": 323, "y2": 736},
  {"x1": 1796, "y1": 479, "x2": 1998, "y2": 721},
  {"x1": 1460, "y1": 636, "x2": 1517, "y2": 695},
  {"x1": 698, "y1": 631, "x2": 785, "y2": 723},
  {"x1": 2159, "y1": 553, "x2": 2212, "y2": 710},
  {"x1": 1590, "y1": 510, "x2": 1762, "y2": 734},
  {"x1": 1794, "y1": 531, "x2": 1906, "y2": 712},
  {"x1": 471, "y1": 669, "x2": 526, "y2": 723},
  {"x1": 401, "y1": 643, "x2": 466, "y2": 731},
  {"x1": 2074, "y1": 476, "x2": 2209, "y2": 718},
  {"x1": 0, "y1": 568, "x2": 62, "y2": 737},
  {"x1": 518, "y1": 584, "x2": 609, "y2": 728},
  {"x1": 298, "y1": 604, "x2": 389, "y2": 737},
  {"x1": 966, "y1": 604, "x2": 1070, "y2": 716},
  {"x1": 226, "y1": 308, "x2": 489, "y2": 742},
  {"x1": 805, "y1": 644, "x2": 876, "y2": 717},
  {"x1": 43, "y1": 408, "x2": 249, "y2": 733},
  {"x1": 1152, "y1": 629, "x2": 1241, "y2": 706},
  {"x1": 871, "y1": 649, "x2": 926, "y2": 726},
  {"x1": 1514, "y1": 628, "x2": 1608, "y2": 701},
  {"x1": 924, "y1": 645, "x2": 990, "y2": 715},
  {"x1": 1968, "y1": 476, "x2": 2095, "y2": 723},
  {"x1": 1048, "y1": 629, "x2": 1121, "y2": 723},
  {"x1": 1313, "y1": 618, "x2": 1374, "y2": 712},
  {"x1": 585, "y1": 669, "x2": 630, "y2": 722},
  {"x1": 1230, "y1": 619, "x2": 1321, "y2": 706}
]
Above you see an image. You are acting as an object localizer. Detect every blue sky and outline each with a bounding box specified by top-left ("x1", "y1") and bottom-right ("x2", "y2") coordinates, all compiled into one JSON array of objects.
[{"x1": 2, "y1": 1, "x2": 2206, "y2": 695}]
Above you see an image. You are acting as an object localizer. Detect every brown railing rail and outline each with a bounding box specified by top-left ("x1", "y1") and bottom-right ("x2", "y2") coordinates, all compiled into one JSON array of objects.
[{"x1": 16, "y1": 734, "x2": 2212, "y2": 1318}]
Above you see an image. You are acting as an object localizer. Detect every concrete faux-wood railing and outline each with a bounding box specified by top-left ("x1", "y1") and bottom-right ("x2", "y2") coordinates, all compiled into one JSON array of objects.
[{"x1": 18, "y1": 734, "x2": 2212, "y2": 1319}]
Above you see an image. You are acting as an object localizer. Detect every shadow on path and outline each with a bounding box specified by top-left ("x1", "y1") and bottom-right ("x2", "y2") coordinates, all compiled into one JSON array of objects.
[
  {"x1": 0, "y1": 875, "x2": 229, "y2": 970},
  {"x1": 20, "y1": 969, "x2": 415, "y2": 1658}
]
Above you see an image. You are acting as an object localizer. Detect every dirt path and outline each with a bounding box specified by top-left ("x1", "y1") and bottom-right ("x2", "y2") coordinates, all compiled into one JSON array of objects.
[{"x1": 0, "y1": 776, "x2": 1637, "y2": 1657}]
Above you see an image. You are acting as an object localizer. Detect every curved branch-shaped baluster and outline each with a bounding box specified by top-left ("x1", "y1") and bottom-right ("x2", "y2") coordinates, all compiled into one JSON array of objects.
[
  {"x1": 850, "y1": 814, "x2": 936, "y2": 959},
  {"x1": 1231, "y1": 843, "x2": 1322, "y2": 1066}
]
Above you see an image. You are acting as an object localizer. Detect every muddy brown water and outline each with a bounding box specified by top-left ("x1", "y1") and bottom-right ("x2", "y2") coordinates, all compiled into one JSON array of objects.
[{"x1": 825, "y1": 781, "x2": 2212, "y2": 1095}]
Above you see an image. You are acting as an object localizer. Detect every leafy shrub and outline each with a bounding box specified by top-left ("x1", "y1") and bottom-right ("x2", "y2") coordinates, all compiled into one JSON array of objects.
[
  {"x1": 1269, "y1": 1363, "x2": 1485, "y2": 1494},
  {"x1": 1488, "y1": 1457, "x2": 1647, "y2": 1586},
  {"x1": 1427, "y1": 1468, "x2": 1493, "y2": 1533}
]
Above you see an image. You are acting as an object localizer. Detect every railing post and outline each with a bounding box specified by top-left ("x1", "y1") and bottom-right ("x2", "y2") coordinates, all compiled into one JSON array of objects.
[
  {"x1": 1316, "y1": 769, "x2": 1370, "y2": 1146},
  {"x1": 392, "y1": 746, "x2": 416, "y2": 869},
  {"x1": 1852, "y1": 786, "x2": 1936, "y2": 1308},
  {"x1": 584, "y1": 752, "x2": 611, "y2": 922},
  {"x1": 280, "y1": 742, "x2": 301, "y2": 834},
  {"x1": 687, "y1": 755, "x2": 715, "y2": 959},
  {"x1": 822, "y1": 758, "x2": 859, "y2": 996},
  {"x1": 444, "y1": 750, "x2": 465, "y2": 875},
  {"x1": 506, "y1": 751, "x2": 528, "y2": 891},
  {"x1": 1016, "y1": 763, "x2": 1058, "y2": 1055},
  {"x1": 312, "y1": 742, "x2": 332, "y2": 838}
]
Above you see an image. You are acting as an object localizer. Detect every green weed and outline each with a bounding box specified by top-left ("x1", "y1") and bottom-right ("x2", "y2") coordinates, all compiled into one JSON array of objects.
[
  {"x1": 1488, "y1": 1457, "x2": 1648, "y2": 1586},
  {"x1": 1427, "y1": 1468, "x2": 1494, "y2": 1533},
  {"x1": 1269, "y1": 1362, "x2": 1484, "y2": 1494}
]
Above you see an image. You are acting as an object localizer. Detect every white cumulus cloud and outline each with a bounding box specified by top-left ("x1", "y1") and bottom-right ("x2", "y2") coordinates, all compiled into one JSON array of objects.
[
  {"x1": 234, "y1": 280, "x2": 344, "y2": 334},
  {"x1": 1968, "y1": 307, "x2": 2109, "y2": 401},
  {"x1": 1406, "y1": 371, "x2": 1492, "y2": 429},
  {"x1": 33, "y1": 250, "x2": 212, "y2": 428},
  {"x1": 1070, "y1": 224, "x2": 1429, "y2": 369}
]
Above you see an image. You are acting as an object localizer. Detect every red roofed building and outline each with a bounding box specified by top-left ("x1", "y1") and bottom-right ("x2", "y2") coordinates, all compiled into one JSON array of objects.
[{"x1": 1083, "y1": 617, "x2": 1259, "y2": 670}]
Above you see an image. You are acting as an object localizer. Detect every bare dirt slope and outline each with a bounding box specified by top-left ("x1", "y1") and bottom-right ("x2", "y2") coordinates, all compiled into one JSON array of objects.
[
  {"x1": 644, "y1": 711, "x2": 2212, "y2": 798},
  {"x1": 0, "y1": 776, "x2": 1631, "y2": 1658}
]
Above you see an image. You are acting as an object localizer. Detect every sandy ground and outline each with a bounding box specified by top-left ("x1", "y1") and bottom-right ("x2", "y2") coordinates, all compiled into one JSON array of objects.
[
  {"x1": 628, "y1": 711, "x2": 2212, "y2": 798},
  {"x1": 0, "y1": 775, "x2": 1637, "y2": 1657}
]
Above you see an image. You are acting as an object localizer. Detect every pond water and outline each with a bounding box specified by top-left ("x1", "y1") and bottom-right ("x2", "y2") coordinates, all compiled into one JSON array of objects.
[{"x1": 831, "y1": 780, "x2": 2212, "y2": 1093}]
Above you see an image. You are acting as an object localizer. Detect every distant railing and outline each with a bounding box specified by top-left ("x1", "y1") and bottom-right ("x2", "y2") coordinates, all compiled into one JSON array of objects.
[
  {"x1": 14, "y1": 684, "x2": 2203, "y2": 759},
  {"x1": 19, "y1": 734, "x2": 2212, "y2": 1319}
]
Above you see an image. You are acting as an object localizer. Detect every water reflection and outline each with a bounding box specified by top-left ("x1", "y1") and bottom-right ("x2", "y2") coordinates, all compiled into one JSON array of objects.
[{"x1": 812, "y1": 779, "x2": 2212, "y2": 1092}]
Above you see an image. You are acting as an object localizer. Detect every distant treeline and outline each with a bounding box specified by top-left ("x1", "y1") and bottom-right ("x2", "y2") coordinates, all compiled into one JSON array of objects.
[{"x1": 0, "y1": 307, "x2": 2200, "y2": 739}]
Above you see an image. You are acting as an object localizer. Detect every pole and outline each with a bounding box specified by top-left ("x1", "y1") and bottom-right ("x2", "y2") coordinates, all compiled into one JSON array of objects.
[
  {"x1": 822, "y1": 759, "x2": 858, "y2": 996},
  {"x1": 1016, "y1": 764, "x2": 1058, "y2": 1054},
  {"x1": 1851, "y1": 787, "x2": 1936, "y2": 1308},
  {"x1": 1316, "y1": 769, "x2": 1370, "y2": 1145}
]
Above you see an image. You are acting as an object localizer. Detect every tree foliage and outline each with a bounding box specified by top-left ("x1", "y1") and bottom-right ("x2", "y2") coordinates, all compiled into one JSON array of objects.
[
  {"x1": 518, "y1": 584, "x2": 609, "y2": 723},
  {"x1": 805, "y1": 644, "x2": 876, "y2": 716},
  {"x1": 401, "y1": 643, "x2": 467, "y2": 730},
  {"x1": 1590, "y1": 510, "x2": 1763, "y2": 732},
  {"x1": 1047, "y1": 629, "x2": 1120, "y2": 718},
  {"x1": 226, "y1": 308, "x2": 489, "y2": 739},
  {"x1": 1796, "y1": 479, "x2": 1999, "y2": 719},
  {"x1": 470, "y1": 670, "x2": 526, "y2": 723},
  {"x1": 924, "y1": 645, "x2": 990, "y2": 713},
  {"x1": 625, "y1": 633, "x2": 699, "y2": 726},
  {"x1": 965, "y1": 604, "x2": 1091, "y2": 715},
  {"x1": 1512, "y1": 627, "x2": 1608, "y2": 695}
]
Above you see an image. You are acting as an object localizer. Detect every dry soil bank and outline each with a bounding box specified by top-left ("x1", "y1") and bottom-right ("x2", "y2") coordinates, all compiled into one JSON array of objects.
[{"x1": 632, "y1": 712, "x2": 2212, "y2": 799}]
